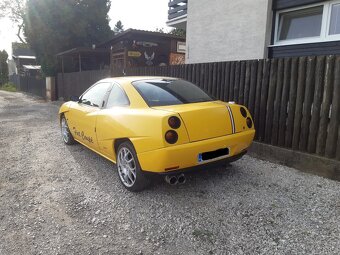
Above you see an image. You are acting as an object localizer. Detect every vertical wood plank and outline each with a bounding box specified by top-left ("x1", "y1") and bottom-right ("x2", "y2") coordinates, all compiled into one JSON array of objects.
[
  {"x1": 223, "y1": 62, "x2": 231, "y2": 101},
  {"x1": 203, "y1": 63, "x2": 209, "y2": 92},
  {"x1": 219, "y1": 62, "x2": 226, "y2": 100},
  {"x1": 186, "y1": 64, "x2": 190, "y2": 80},
  {"x1": 212, "y1": 62, "x2": 218, "y2": 98},
  {"x1": 325, "y1": 56, "x2": 340, "y2": 158},
  {"x1": 258, "y1": 59, "x2": 271, "y2": 142},
  {"x1": 285, "y1": 57, "x2": 300, "y2": 148},
  {"x1": 181, "y1": 64, "x2": 185, "y2": 78},
  {"x1": 307, "y1": 56, "x2": 325, "y2": 153},
  {"x1": 248, "y1": 60, "x2": 258, "y2": 115},
  {"x1": 244, "y1": 61, "x2": 251, "y2": 108},
  {"x1": 336, "y1": 127, "x2": 340, "y2": 160},
  {"x1": 316, "y1": 56, "x2": 335, "y2": 156},
  {"x1": 207, "y1": 63, "x2": 213, "y2": 95},
  {"x1": 271, "y1": 58, "x2": 284, "y2": 145},
  {"x1": 299, "y1": 56, "x2": 316, "y2": 151},
  {"x1": 254, "y1": 60, "x2": 263, "y2": 140},
  {"x1": 191, "y1": 64, "x2": 196, "y2": 83},
  {"x1": 238, "y1": 61, "x2": 246, "y2": 105},
  {"x1": 229, "y1": 61, "x2": 235, "y2": 101},
  {"x1": 265, "y1": 58, "x2": 278, "y2": 143},
  {"x1": 216, "y1": 62, "x2": 222, "y2": 100},
  {"x1": 233, "y1": 61, "x2": 241, "y2": 102},
  {"x1": 278, "y1": 58, "x2": 293, "y2": 146},
  {"x1": 292, "y1": 57, "x2": 307, "y2": 149},
  {"x1": 196, "y1": 63, "x2": 202, "y2": 87}
]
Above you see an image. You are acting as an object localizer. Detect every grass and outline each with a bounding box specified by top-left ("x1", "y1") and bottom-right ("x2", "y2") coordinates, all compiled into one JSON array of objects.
[{"x1": 0, "y1": 82, "x2": 17, "y2": 92}]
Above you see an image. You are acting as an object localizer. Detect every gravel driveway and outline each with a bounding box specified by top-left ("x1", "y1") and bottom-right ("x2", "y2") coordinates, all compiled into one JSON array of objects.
[{"x1": 0, "y1": 90, "x2": 339, "y2": 255}]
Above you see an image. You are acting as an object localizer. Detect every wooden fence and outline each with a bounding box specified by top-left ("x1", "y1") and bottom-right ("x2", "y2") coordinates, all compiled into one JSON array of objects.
[
  {"x1": 125, "y1": 56, "x2": 340, "y2": 161},
  {"x1": 10, "y1": 74, "x2": 46, "y2": 98},
  {"x1": 57, "y1": 69, "x2": 110, "y2": 100}
]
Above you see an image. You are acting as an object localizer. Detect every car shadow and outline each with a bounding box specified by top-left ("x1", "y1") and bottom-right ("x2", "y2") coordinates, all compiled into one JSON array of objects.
[{"x1": 65, "y1": 142, "x2": 241, "y2": 195}]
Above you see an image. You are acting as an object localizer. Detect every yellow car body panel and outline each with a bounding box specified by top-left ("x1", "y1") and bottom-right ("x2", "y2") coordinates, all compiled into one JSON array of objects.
[{"x1": 59, "y1": 77, "x2": 255, "y2": 173}]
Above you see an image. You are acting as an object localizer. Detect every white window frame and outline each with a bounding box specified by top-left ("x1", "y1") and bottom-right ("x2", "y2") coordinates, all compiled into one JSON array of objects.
[{"x1": 273, "y1": 0, "x2": 340, "y2": 46}]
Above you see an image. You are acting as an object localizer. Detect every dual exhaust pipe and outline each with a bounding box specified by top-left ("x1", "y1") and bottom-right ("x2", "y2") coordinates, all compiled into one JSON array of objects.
[{"x1": 164, "y1": 173, "x2": 186, "y2": 185}]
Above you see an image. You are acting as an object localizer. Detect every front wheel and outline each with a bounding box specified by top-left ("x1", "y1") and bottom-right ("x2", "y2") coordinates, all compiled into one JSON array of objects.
[
  {"x1": 60, "y1": 115, "x2": 75, "y2": 145},
  {"x1": 116, "y1": 142, "x2": 150, "y2": 192}
]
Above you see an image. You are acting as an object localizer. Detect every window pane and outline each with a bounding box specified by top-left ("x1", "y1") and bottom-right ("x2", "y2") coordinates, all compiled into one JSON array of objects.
[
  {"x1": 133, "y1": 79, "x2": 213, "y2": 107},
  {"x1": 81, "y1": 83, "x2": 110, "y2": 107},
  {"x1": 329, "y1": 4, "x2": 340, "y2": 35},
  {"x1": 278, "y1": 6, "x2": 323, "y2": 40},
  {"x1": 106, "y1": 84, "x2": 129, "y2": 108}
]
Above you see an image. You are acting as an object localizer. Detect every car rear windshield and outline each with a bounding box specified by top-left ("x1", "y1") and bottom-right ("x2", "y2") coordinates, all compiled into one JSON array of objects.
[{"x1": 132, "y1": 79, "x2": 214, "y2": 107}]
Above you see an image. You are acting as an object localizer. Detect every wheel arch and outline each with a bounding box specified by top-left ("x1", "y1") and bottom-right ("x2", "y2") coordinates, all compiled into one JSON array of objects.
[
  {"x1": 58, "y1": 102, "x2": 72, "y2": 122},
  {"x1": 114, "y1": 138, "x2": 133, "y2": 156}
]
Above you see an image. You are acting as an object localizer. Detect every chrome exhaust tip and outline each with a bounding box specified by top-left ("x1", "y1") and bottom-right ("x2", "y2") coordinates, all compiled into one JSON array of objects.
[
  {"x1": 177, "y1": 174, "x2": 186, "y2": 184},
  {"x1": 165, "y1": 175, "x2": 178, "y2": 185}
]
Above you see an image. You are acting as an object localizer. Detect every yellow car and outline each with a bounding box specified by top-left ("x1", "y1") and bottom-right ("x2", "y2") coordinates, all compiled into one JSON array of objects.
[{"x1": 59, "y1": 77, "x2": 255, "y2": 191}]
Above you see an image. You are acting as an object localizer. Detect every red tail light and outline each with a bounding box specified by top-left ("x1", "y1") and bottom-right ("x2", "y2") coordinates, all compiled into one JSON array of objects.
[
  {"x1": 165, "y1": 130, "x2": 178, "y2": 144},
  {"x1": 168, "y1": 116, "x2": 181, "y2": 129},
  {"x1": 246, "y1": 117, "x2": 253, "y2": 128},
  {"x1": 240, "y1": 107, "x2": 247, "y2": 118}
]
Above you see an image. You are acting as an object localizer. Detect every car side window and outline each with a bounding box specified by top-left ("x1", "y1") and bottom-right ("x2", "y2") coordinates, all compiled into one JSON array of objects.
[
  {"x1": 106, "y1": 84, "x2": 130, "y2": 108},
  {"x1": 81, "y1": 82, "x2": 111, "y2": 107}
]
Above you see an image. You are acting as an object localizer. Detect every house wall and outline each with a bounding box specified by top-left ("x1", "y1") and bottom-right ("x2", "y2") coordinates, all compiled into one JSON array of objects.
[{"x1": 185, "y1": 0, "x2": 272, "y2": 63}]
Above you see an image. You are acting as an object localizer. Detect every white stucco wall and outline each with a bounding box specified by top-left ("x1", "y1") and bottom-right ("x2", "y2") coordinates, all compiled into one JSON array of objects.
[{"x1": 185, "y1": 0, "x2": 272, "y2": 63}]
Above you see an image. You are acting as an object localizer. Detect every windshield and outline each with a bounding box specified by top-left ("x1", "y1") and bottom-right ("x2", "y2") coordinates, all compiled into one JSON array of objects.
[{"x1": 132, "y1": 79, "x2": 214, "y2": 107}]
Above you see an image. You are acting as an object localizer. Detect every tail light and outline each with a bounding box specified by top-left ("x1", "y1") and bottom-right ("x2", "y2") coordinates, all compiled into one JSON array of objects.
[
  {"x1": 246, "y1": 117, "x2": 253, "y2": 128},
  {"x1": 168, "y1": 116, "x2": 181, "y2": 129},
  {"x1": 240, "y1": 107, "x2": 247, "y2": 118},
  {"x1": 165, "y1": 130, "x2": 178, "y2": 144}
]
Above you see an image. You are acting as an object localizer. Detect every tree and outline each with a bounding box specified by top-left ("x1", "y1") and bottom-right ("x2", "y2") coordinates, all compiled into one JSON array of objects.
[
  {"x1": 0, "y1": 0, "x2": 26, "y2": 43},
  {"x1": 170, "y1": 28, "x2": 186, "y2": 37},
  {"x1": 0, "y1": 50, "x2": 9, "y2": 85},
  {"x1": 155, "y1": 28, "x2": 165, "y2": 33},
  {"x1": 114, "y1": 20, "x2": 124, "y2": 34},
  {"x1": 24, "y1": 0, "x2": 113, "y2": 76}
]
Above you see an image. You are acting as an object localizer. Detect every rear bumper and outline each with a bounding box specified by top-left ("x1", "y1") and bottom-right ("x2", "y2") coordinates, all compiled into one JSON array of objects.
[{"x1": 137, "y1": 130, "x2": 255, "y2": 173}]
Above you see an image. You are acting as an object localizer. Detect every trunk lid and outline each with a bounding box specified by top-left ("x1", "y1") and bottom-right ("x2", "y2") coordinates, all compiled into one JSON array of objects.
[{"x1": 153, "y1": 101, "x2": 233, "y2": 142}]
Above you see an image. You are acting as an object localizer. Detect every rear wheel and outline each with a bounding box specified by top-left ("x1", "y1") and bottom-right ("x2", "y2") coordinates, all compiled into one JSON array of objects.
[
  {"x1": 116, "y1": 141, "x2": 150, "y2": 192},
  {"x1": 60, "y1": 115, "x2": 75, "y2": 145}
]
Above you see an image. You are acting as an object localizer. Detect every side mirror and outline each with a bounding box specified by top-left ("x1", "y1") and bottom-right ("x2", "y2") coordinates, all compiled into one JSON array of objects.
[{"x1": 70, "y1": 95, "x2": 80, "y2": 102}]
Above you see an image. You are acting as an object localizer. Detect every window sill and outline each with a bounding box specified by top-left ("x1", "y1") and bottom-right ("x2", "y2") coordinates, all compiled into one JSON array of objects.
[{"x1": 269, "y1": 37, "x2": 340, "y2": 47}]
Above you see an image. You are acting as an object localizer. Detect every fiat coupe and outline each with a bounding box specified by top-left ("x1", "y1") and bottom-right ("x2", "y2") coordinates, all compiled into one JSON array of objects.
[{"x1": 59, "y1": 77, "x2": 255, "y2": 191}]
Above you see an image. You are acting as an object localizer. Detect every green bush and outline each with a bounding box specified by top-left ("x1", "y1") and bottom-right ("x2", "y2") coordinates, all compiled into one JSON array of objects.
[{"x1": 0, "y1": 82, "x2": 17, "y2": 92}]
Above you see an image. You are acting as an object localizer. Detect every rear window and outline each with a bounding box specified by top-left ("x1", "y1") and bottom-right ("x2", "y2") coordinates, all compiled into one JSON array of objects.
[{"x1": 132, "y1": 79, "x2": 213, "y2": 107}]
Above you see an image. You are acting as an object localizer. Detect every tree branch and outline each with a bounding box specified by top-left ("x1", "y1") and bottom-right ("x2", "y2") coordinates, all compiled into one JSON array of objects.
[{"x1": 17, "y1": 21, "x2": 26, "y2": 43}]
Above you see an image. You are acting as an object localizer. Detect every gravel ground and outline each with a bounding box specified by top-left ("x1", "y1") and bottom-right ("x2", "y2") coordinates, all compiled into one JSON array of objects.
[{"x1": 0, "y1": 90, "x2": 339, "y2": 255}]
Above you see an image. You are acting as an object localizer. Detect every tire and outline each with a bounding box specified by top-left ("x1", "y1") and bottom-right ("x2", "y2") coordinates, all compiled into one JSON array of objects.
[
  {"x1": 116, "y1": 141, "x2": 150, "y2": 192},
  {"x1": 60, "y1": 115, "x2": 75, "y2": 145}
]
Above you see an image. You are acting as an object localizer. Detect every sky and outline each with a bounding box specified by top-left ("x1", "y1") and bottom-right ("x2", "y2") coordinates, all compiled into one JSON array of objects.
[{"x1": 0, "y1": 0, "x2": 170, "y2": 57}]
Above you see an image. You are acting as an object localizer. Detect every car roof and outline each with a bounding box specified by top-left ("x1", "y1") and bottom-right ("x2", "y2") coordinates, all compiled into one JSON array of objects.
[
  {"x1": 98, "y1": 76, "x2": 178, "y2": 88},
  {"x1": 95, "y1": 76, "x2": 179, "y2": 109}
]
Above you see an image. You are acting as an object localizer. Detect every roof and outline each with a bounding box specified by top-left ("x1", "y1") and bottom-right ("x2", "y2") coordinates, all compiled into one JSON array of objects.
[
  {"x1": 12, "y1": 43, "x2": 36, "y2": 57},
  {"x1": 13, "y1": 55, "x2": 36, "y2": 59},
  {"x1": 98, "y1": 29, "x2": 185, "y2": 48},
  {"x1": 56, "y1": 47, "x2": 110, "y2": 57},
  {"x1": 23, "y1": 65, "x2": 41, "y2": 70}
]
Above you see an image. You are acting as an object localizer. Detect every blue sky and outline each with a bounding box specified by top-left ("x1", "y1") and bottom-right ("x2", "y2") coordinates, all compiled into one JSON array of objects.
[{"x1": 0, "y1": 0, "x2": 169, "y2": 56}]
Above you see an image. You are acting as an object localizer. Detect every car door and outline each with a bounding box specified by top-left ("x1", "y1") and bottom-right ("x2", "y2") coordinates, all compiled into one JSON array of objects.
[
  {"x1": 68, "y1": 82, "x2": 111, "y2": 150},
  {"x1": 96, "y1": 83, "x2": 130, "y2": 159}
]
